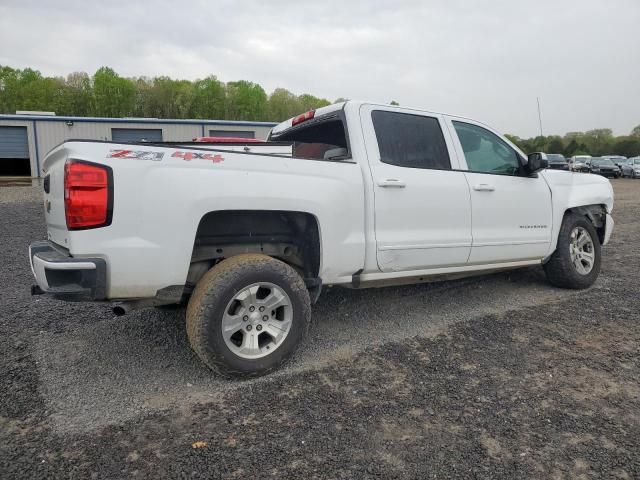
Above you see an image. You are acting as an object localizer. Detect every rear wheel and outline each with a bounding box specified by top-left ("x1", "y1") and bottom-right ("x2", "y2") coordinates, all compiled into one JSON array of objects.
[
  {"x1": 186, "y1": 254, "x2": 311, "y2": 378},
  {"x1": 543, "y1": 213, "x2": 601, "y2": 289}
]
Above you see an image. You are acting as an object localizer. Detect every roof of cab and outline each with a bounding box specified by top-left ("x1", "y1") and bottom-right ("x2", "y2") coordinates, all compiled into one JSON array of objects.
[
  {"x1": 269, "y1": 100, "x2": 508, "y2": 146},
  {"x1": 270, "y1": 100, "x2": 466, "y2": 137}
]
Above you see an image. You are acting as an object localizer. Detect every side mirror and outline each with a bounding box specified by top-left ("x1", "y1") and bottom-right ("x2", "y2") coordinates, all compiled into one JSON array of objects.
[{"x1": 527, "y1": 152, "x2": 548, "y2": 173}]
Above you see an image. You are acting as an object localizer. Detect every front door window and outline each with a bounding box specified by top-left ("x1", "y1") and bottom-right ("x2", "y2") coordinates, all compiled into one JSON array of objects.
[{"x1": 452, "y1": 121, "x2": 520, "y2": 175}]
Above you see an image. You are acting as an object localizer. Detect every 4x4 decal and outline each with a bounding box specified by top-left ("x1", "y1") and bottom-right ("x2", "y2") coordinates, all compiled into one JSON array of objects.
[{"x1": 172, "y1": 151, "x2": 224, "y2": 163}]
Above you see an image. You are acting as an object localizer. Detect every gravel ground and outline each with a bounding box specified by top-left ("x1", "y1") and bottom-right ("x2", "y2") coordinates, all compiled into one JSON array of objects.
[{"x1": 1, "y1": 179, "x2": 639, "y2": 479}]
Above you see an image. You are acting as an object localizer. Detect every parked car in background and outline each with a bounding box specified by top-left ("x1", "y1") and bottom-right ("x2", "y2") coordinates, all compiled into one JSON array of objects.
[
  {"x1": 546, "y1": 153, "x2": 570, "y2": 170},
  {"x1": 618, "y1": 158, "x2": 632, "y2": 176},
  {"x1": 570, "y1": 155, "x2": 591, "y2": 172},
  {"x1": 603, "y1": 155, "x2": 627, "y2": 168},
  {"x1": 621, "y1": 157, "x2": 640, "y2": 178},
  {"x1": 588, "y1": 157, "x2": 621, "y2": 178}
]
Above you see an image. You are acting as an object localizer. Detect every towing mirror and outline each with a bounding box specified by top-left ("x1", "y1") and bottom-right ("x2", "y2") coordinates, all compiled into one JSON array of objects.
[{"x1": 527, "y1": 152, "x2": 548, "y2": 173}]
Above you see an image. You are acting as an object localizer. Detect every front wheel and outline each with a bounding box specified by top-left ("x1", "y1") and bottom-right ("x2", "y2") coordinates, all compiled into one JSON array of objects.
[
  {"x1": 186, "y1": 254, "x2": 311, "y2": 378},
  {"x1": 543, "y1": 213, "x2": 601, "y2": 289}
]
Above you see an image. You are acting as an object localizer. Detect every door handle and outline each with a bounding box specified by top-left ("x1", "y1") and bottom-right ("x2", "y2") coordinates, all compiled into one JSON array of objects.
[
  {"x1": 378, "y1": 178, "x2": 406, "y2": 188},
  {"x1": 473, "y1": 184, "x2": 495, "y2": 192}
]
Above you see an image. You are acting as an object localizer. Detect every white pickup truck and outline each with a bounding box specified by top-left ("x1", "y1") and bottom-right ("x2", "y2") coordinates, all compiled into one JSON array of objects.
[{"x1": 29, "y1": 101, "x2": 614, "y2": 377}]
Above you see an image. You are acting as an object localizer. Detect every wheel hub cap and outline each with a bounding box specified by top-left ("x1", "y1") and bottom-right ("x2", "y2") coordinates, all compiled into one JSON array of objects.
[
  {"x1": 221, "y1": 282, "x2": 293, "y2": 359},
  {"x1": 569, "y1": 226, "x2": 595, "y2": 275}
]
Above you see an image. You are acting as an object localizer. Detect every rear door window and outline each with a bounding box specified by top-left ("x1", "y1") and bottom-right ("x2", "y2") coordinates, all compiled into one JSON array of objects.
[{"x1": 372, "y1": 111, "x2": 451, "y2": 170}]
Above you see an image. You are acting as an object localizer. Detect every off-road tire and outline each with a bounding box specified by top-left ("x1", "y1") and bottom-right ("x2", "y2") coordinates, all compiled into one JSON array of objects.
[
  {"x1": 186, "y1": 254, "x2": 311, "y2": 378},
  {"x1": 543, "y1": 213, "x2": 601, "y2": 289}
]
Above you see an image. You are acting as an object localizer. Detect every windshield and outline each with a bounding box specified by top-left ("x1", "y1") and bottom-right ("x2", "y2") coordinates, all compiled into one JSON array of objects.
[
  {"x1": 633, "y1": 158, "x2": 640, "y2": 165},
  {"x1": 591, "y1": 158, "x2": 615, "y2": 166},
  {"x1": 547, "y1": 154, "x2": 566, "y2": 162}
]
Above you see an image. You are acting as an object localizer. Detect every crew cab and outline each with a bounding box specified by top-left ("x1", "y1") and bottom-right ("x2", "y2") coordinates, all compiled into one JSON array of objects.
[{"x1": 29, "y1": 101, "x2": 615, "y2": 377}]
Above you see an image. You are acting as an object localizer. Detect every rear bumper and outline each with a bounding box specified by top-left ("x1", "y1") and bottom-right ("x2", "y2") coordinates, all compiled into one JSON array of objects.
[{"x1": 29, "y1": 241, "x2": 107, "y2": 300}]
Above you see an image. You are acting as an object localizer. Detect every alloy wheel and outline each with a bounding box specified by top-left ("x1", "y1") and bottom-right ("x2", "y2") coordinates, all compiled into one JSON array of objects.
[
  {"x1": 569, "y1": 227, "x2": 595, "y2": 275},
  {"x1": 221, "y1": 282, "x2": 293, "y2": 359}
]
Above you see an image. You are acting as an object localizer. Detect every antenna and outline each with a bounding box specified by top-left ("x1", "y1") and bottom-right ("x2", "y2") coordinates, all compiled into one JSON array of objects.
[{"x1": 536, "y1": 97, "x2": 543, "y2": 137}]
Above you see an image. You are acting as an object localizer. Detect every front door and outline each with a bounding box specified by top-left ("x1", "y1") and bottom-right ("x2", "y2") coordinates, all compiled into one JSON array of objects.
[{"x1": 447, "y1": 118, "x2": 552, "y2": 264}]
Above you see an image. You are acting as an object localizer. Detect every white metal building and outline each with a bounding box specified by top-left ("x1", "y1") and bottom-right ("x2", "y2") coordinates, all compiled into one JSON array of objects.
[{"x1": 0, "y1": 114, "x2": 277, "y2": 177}]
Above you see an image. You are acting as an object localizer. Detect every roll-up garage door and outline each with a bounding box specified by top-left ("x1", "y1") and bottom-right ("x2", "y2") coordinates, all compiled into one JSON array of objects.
[
  {"x1": 0, "y1": 126, "x2": 29, "y2": 158},
  {"x1": 111, "y1": 128, "x2": 163, "y2": 143}
]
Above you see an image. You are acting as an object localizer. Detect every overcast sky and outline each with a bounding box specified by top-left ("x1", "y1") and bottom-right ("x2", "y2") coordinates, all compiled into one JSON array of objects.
[{"x1": 1, "y1": 0, "x2": 639, "y2": 137}]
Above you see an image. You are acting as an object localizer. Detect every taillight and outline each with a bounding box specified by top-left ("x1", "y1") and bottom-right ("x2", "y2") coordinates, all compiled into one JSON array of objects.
[
  {"x1": 64, "y1": 160, "x2": 113, "y2": 230},
  {"x1": 292, "y1": 110, "x2": 315, "y2": 126}
]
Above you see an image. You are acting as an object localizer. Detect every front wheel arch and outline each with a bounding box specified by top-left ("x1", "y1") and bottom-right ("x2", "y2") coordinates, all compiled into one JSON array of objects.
[{"x1": 564, "y1": 205, "x2": 608, "y2": 245}]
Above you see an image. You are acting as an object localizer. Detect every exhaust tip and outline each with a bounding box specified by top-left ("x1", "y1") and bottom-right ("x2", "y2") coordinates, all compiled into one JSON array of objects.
[{"x1": 113, "y1": 305, "x2": 128, "y2": 316}]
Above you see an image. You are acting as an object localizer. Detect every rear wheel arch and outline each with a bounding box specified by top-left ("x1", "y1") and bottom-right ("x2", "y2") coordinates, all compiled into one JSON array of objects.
[{"x1": 186, "y1": 209, "x2": 321, "y2": 292}]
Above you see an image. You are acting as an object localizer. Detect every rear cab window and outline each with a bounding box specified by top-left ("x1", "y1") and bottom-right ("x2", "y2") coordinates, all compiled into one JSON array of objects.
[{"x1": 269, "y1": 112, "x2": 350, "y2": 161}]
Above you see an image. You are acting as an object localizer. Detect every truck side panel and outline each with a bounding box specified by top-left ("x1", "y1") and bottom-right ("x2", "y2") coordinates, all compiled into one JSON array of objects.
[{"x1": 48, "y1": 142, "x2": 366, "y2": 299}]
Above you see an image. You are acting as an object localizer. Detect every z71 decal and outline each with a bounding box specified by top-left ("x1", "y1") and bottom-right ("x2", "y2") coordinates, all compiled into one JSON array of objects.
[
  {"x1": 172, "y1": 151, "x2": 224, "y2": 163},
  {"x1": 108, "y1": 149, "x2": 164, "y2": 161}
]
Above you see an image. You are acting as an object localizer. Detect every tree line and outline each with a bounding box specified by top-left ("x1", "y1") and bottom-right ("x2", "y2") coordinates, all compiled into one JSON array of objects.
[
  {"x1": 506, "y1": 127, "x2": 640, "y2": 159},
  {"x1": 0, "y1": 65, "x2": 333, "y2": 122},
  {"x1": 1, "y1": 65, "x2": 638, "y2": 156}
]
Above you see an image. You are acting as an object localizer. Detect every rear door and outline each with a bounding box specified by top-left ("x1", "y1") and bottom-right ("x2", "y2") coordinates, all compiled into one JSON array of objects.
[
  {"x1": 446, "y1": 118, "x2": 552, "y2": 264},
  {"x1": 361, "y1": 105, "x2": 472, "y2": 272}
]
